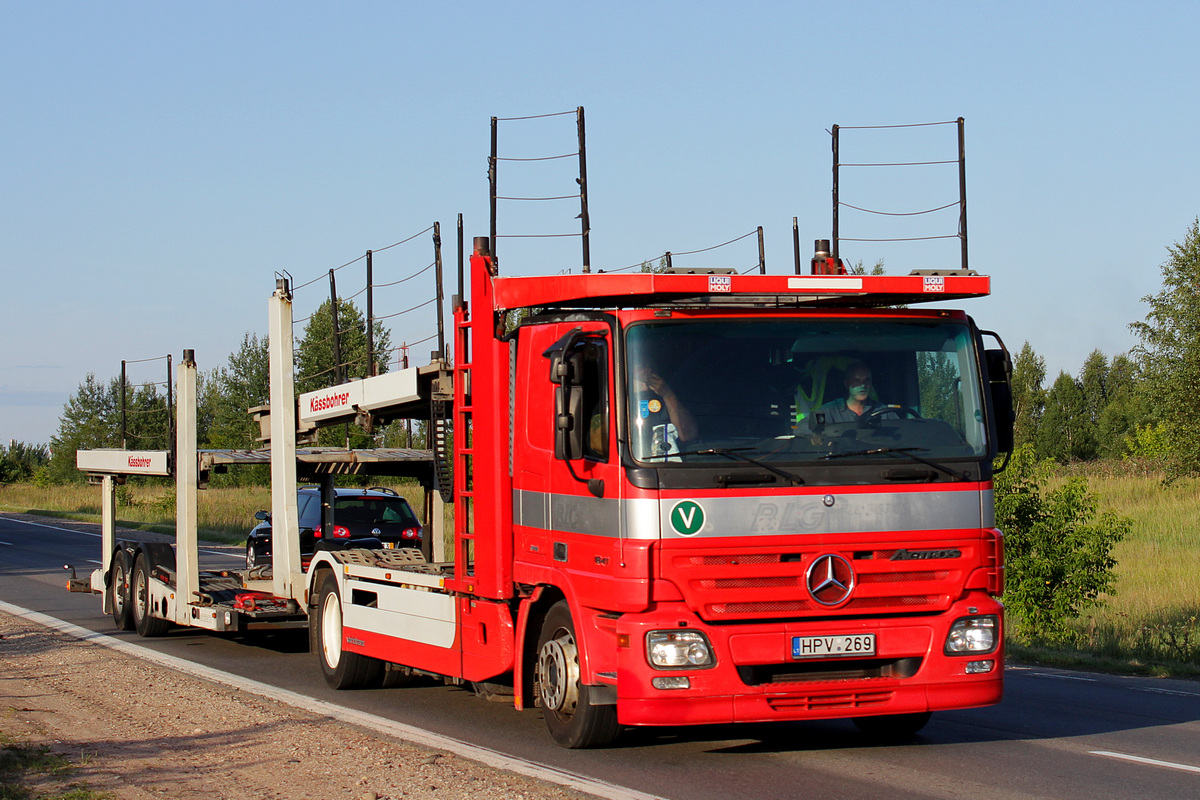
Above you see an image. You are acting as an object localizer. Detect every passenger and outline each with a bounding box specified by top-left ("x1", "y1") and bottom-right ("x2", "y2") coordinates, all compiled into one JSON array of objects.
[{"x1": 632, "y1": 366, "x2": 697, "y2": 458}]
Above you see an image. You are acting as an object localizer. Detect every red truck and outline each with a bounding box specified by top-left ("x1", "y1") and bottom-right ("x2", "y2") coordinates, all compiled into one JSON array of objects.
[{"x1": 295, "y1": 236, "x2": 1012, "y2": 748}]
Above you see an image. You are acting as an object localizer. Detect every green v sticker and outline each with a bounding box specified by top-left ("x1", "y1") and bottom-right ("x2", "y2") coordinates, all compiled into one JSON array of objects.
[{"x1": 670, "y1": 500, "x2": 705, "y2": 536}]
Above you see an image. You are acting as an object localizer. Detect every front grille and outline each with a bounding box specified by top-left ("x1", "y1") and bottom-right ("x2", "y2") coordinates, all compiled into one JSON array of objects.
[
  {"x1": 663, "y1": 541, "x2": 969, "y2": 622},
  {"x1": 739, "y1": 657, "x2": 922, "y2": 686}
]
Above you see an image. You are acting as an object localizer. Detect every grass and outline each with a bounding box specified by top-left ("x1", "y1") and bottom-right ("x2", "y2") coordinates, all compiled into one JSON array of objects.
[
  {"x1": 0, "y1": 733, "x2": 110, "y2": 800},
  {"x1": 1035, "y1": 463, "x2": 1200, "y2": 675}
]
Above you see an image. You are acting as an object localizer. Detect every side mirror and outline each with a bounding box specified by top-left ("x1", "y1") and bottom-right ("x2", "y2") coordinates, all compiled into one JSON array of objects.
[
  {"x1": 984, "y1": 348, "x2": 1014, "y2": 454},
  {"x1": 254, "y1": 510, "x2": 270, "y2": 522},
  {"x1": 554, "y1": 351, "x2": 585, "y2": 460}
]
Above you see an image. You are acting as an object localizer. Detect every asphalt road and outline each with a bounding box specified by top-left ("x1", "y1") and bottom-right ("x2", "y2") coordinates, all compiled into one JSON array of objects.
[{"x1": 3, "y1": 511, "x2": 1200, "y2": 800}]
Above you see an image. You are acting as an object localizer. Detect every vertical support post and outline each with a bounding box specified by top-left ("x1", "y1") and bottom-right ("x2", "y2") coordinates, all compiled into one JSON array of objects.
[
  {"x1": 431, "y1": 488, "x2": 445, "y2": 562},
  {"x1": 577, "y1": 106, "x2": 591, "y2": 274},
  {"x1": 434, "y1": 222, "x2": 445, "y2": 359},
  {"x1": 757, "y1": 226, "x2": 765, "y2": 274},
  {"x1": 174, "y1": 349, "x2": 198, "y2": 624},
  {"x1": 319, "y1": 474, "x2": 335, "y2": 541},
  {"x1": 489, "y1": 116, "x2": 498, "y2": 264},
  {"x1": 792, "y1": 217, "x2": 802, "y2": 275},
  {"x1": 166, "y1": 353, "x2": 174, "y2": 474},
  {"x1": 120, "y1": 360, "x2": 127, "y2": 450},
  {"x1": 328, "y1": 270, "x2": 343, "y2": 384},
  {"x1": 831, "y1": 124, "x2": 840, "y2": 264},
  {"x1": 268, "y1": 278, "x2": 303, "y2": 603},
  {"x1": 958, "y1": 116, "x2": 968, "y2": 272},
  {"x1": 100, "y1": 474, "x2": 116, "y2": 578},
  {"x1": 457, "y1": 213, "x2": 464, "y2": 303},
  {"x1": 366, "y1": 250, "x2": 375, "y2": 377}
]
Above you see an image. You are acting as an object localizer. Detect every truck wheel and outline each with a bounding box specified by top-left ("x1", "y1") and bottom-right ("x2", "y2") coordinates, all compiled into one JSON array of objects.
[
  {"x1": 853, "y1": 711, "x2": 932, "y2": 739},
  {"x1": 314, "y1": 571, "x2": 381, "y2": 689},
  {"x1": 131, "y1": 554, "x2": 170, "y2": 638},
  {"x1": 535, "y1": 601, "x2": 618, "y2": 748},
  {"x1": 108, "y1": 550, "x2": 134, "y2": 631}
]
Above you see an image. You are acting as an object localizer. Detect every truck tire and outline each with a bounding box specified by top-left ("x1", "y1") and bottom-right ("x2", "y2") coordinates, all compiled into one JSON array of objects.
[
  {"x1": 108, "y1": 550, "x2": 135, "y2": 631},
  {"x1": 853, "y1": 711, "x2": 932, "y2": 739},
  {"x1": 535, "y1": 601, "x2": 619, "y2": 748},
  {"x1": 131, "y1": 554, "x2": 170, "y2": 638},
  {"x1": 314, "y1": 571, "x2": 382, "y2": 689}
]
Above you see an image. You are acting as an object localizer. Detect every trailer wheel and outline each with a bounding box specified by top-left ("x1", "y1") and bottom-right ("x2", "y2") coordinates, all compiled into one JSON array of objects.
[
  {"x1": 131, "y1": 554, "x2": 170, "y2": 638},
  {"x1": 314, "y1": 571, "x2": 381, "y2": 689},
  {"x1": 853, "y1": 711, "x2": 932, "y2": 740},
  {"x1": 535, "y1": 601, "x2": 618, "y2": 749},
  {"x1": 108, "y1": 550, "x2": 134, "y2": 631}
]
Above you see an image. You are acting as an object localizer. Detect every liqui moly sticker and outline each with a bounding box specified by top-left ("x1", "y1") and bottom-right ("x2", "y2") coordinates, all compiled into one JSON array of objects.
[
  {"x1": 709, "y1": 275, "x2": 732, "y2": 292},
  {"x1": 923, "y1": 276, "x2": 945, "y2": 292}
]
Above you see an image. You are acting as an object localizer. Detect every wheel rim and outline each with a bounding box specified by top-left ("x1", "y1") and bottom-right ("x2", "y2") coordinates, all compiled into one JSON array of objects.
[
  {"x1": 538, "y1": 628, "x2": 580, "y2": 716},
  {"x1": 320, "y1": 591, "x2": 343, "y2": 668},
  {"x1": 112, "y1": 563, "x2": 127, "y2": 617},
  {"x1": 134, "y1": 568, "x2": 147, "y2": 620}
]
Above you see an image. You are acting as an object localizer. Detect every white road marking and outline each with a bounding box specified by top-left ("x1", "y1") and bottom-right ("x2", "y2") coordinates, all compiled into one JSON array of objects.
[
  {"x1": 0, "y1": 541, "x2": 12, "y2": 546},
  {"x1": 0, "y1": 601, "x2": 666, "y2": 800},
  {"x1": 0, "y1": 517, "x2": 99, "y2": 536},
  {"x1": 1090, "y1": 750, "x2": 1200, "y2": 775},
  {"x1": 1025, "y1": 672, "x2": 1097, "y2": 682}
]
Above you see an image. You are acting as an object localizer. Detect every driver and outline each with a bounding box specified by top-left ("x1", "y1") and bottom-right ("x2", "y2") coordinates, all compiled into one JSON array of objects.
[{"x1": 816, "y1": 361, "x2": 896, "y2": 423}]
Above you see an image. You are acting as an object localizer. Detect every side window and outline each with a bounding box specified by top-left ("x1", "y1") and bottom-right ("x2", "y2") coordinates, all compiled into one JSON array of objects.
[
  {"x1": 579, "y1": 341, "x2": 609, "y2": 461},
  {"x1": 297, "y1": 494, "x2": 317, "y2": 527}
]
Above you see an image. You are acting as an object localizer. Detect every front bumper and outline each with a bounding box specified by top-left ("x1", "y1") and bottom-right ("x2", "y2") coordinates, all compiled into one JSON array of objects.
[{"x1": 612, "y1": 595, "x2": 1003, "y2": 727}]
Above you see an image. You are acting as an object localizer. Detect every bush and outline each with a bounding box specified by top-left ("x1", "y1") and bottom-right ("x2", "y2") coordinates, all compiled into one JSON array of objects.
[{"x1": 996, "y1": 445, "x2": 1130, "y2": 641}]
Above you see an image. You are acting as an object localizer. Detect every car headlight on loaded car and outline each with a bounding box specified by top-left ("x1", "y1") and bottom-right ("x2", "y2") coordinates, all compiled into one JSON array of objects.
[
  {"x1": 646, "y1": 630, "x2": 715, "y2": 669},
  {"x1": 944, "y1": 615, "x2": 999, "y2": 655}
]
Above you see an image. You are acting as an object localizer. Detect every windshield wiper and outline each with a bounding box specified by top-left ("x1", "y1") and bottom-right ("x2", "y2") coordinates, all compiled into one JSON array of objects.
[
  {"x1": 696, "y1": 447, "x2": 806, "y2": 486},
  {"x1": 819, "y1": 447, "x2": 971, "y2": 482},
  {"x1": 642, "y1": 446, "x2": 805, "y2": 485}
]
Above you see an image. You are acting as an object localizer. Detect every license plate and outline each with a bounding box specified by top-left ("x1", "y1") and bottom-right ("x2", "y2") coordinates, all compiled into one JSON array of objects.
[
  {"x1": 383, "y1": 542, "x2": 395, "y2": 549},
  {"x1": 792, "y1": 633, "x2": 876, "y2": 659}
]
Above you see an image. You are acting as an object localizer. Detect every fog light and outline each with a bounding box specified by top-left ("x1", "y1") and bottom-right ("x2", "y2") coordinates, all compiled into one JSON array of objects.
[
  {"x1": 646, "y1": 630, "x2": 715, "y2": 669},
  {"x1": 966, "y1": 660, "x2": 995, "y2": 674},
  {"x1": 945, "y1": 615, "x2": 999, "y2": 655},
  {"x1": 652, "y1": 676, "x2": 691, "y2": 690}
]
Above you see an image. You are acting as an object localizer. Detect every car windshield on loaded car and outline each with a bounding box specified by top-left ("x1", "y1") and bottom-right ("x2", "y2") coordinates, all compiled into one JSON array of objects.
[{"x1": 246, "y1": 486, "x2": 423, "y2": 569}]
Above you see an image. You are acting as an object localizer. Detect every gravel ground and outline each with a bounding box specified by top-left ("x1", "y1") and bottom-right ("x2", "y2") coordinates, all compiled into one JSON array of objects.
[{"x1": 0, "y1": 609, "x2": 597, "y2": 800}]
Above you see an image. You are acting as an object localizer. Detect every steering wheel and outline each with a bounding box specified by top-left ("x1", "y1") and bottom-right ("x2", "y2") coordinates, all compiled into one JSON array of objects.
[{"x1": 864, "y1": 404, "x2": 922, "y2": 421}]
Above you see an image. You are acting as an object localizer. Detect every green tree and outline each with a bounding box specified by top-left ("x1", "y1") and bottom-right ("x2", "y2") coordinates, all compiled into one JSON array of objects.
[
  {"x1": 201, "y1": 332, "x2": 271, "y2": 485},
  {"x1": 47, "y1": 374, "x2": 120, "y2": 482},
  {"x1": 1010, "y1": 342, "x2": 1046, "y2": 450},
  {"x1": 1038, "y1": 371, "x2": 1095, "y2": 462},
  {"x1": 46, "y1": 373, "x2": 173, "y2": 483},
  {"x1": 1130, "y1": 217, "x2": 1200, "y2": 478},
  {"x1": 0, "y1": 441, "x2": 49, "y2": 484},
  {"x1": 1096, "y1": 353, "x2": 1147, "y2": 459},
  {"x1": 296, "y1": 299, "x2": 391, "y2": 393},
  {"x1": 295, "y1": 298, "x2": 392, "y2": 450},
  {"x1": 995, "y1": 445, "x2": 1130, "y2": 640}
]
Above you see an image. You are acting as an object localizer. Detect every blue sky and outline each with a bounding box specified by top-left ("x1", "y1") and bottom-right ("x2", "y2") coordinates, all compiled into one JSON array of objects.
[{"x1": 2, "y1": 1, "x2": 1197, "y2": 447}]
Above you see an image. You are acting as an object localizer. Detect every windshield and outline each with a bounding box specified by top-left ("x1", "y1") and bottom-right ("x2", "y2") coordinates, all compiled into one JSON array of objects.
[{"x1": 625, "y1": 318, "x2": 989, "y2": 465}]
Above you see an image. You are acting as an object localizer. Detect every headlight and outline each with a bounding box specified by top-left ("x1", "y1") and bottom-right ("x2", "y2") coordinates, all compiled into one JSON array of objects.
[
  {"x1": 646, "y1": 630, "x2": 715, "y2": 669},
  {"x1": 944, "y1": 615, "x2": 999, "y2": 655}
]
